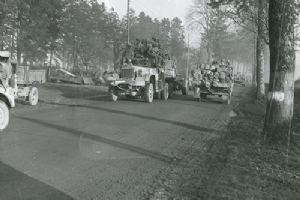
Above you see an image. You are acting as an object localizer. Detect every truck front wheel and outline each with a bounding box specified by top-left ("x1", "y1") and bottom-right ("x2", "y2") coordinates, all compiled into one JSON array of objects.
[
  {"x1": 168, "y1": 82, "x2": 174, "y2": 98},
  {"x1": 29, "y1": 87, "x2": 39, "y2": 106},
  {"x1": 0, "y1": 101, "x2": 9, "y2": 132},
  {"x1": 109, "y1": 90, "x2": 118, "y2": 102},
  {"x1": 145, "y1": 83, "x2": 154, "y2": 103},
  {"x1": 161, "y1": 83, "x2": 169, "y2": 100}
]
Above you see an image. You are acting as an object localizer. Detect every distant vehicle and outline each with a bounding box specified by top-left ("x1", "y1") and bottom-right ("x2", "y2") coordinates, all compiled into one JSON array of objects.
[
  {"x1": 234, "y1": 73, "x2": 246, "y2": 87},
  {"x1": 199, "y1": 80, "x2": 234, "y2": 104},
  {"x1": 195, "y1": 64, "x2": 234, "y2": 104},
  {"x1": 173, "y1": 74, "x2": 189, "y2": 95}
]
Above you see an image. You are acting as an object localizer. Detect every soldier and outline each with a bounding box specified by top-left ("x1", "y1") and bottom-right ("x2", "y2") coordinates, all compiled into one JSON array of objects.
[
  {"x1": 0, "y1": 51, "x2": 12, "y2": 87},
  {"x1": 151, "y1": 38, "x2": 160, "y2": 67},
  {"x1": 192, "y1": 65, "x2": 203, "y2": 100},
  {"x1": 193, "y1": 65, "x2": 202, "y2": 84},
  {"x1": 141, "y1": 39, "x2": 147, "y2": 57},
  {"x1": 122, "y1": 44, "x2": 134, "y2": 64},
  {"x1": 134, "y1": 39, "x2": 142, "y2": 58}
]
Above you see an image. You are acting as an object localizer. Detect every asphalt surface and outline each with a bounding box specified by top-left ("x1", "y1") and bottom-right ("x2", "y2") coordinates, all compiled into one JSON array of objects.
[{"x1": 0, "y1": 84, "x2": 244, "y2": 200}]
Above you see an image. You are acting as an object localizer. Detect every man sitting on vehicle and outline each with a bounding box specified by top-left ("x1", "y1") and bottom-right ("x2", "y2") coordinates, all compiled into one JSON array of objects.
[{"x1": 0, "y1": 51, "x2": 12, "y2": 87}]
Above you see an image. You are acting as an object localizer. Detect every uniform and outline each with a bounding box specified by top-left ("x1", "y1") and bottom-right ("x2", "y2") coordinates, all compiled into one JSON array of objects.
[{"x1": 192, "y1": 68, "x2": 202, "y2": 100}]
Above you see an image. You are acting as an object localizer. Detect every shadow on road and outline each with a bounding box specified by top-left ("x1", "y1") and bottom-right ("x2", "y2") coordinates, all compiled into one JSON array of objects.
[
  {"x1": 39, "y1": 101, "x2": 217, "y2": 133},
  {"x1": 0, "y1": 161, "x2": 73, "y2": 200},
  {"x1": 41, "y1": 84, "x2": 108, "y2": 100},
  {"x1": 170, "y1": 94, "x2": 224, "y2": 104},
  {"x1": 16, "y1": 116, "x2": 178, "y2": 164}
]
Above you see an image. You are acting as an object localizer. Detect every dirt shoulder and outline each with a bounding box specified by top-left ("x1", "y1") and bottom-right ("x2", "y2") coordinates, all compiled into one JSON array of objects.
[{"x1": 148, "y1": 86, "x2": 300, "y2": 200}]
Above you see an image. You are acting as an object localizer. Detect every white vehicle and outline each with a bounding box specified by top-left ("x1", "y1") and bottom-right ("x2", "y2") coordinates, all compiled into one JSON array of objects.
[
  {"x1": 0, "y1": 83, "x2": 16, "y2": 131},
  {"x1": 109, "y1": 63, "x2": 170, "y2": 103},
  {"x1": 0, "y1": 51, "x2": 39, "y2": 131}
]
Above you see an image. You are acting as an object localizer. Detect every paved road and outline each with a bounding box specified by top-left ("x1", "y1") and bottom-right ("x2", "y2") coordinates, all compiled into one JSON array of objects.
[{"x1": 0, "y1": 85, "x2": 244, "y2": 200}]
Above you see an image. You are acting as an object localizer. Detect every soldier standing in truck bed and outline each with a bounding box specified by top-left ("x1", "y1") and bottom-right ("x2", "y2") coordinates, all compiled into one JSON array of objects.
[
  {"x1": 134, "y1": 39, "x2": 143, "y2": 58},
  {"x1": 151, "y1": 38, "x2": 160, "y2": 67},
  {"x1": 122, "y1": 44, "x2": 134, "y2": 64}
]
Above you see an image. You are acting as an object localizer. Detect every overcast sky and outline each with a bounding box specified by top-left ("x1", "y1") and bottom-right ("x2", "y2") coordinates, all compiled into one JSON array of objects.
[
  {"x1": 100, "y1": 0, "x2": 194, "y2": 24},
  {"x1": 99, "y1": 0, "x2": 200, "y2": 46}
]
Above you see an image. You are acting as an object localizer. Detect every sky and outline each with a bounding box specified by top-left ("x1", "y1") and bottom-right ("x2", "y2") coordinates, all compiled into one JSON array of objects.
[
  {"x1": 100, "y1": 0, "x2": 194, "y2": 25},
  {"x1": 99, "y1": 0, "x2": 199, "y2": 46}
]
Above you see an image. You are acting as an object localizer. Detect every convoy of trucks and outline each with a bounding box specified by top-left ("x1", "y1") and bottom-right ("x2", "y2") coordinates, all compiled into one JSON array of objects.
[{"x1": 0, "y1": 38, "x2": 237, "y2": 131}]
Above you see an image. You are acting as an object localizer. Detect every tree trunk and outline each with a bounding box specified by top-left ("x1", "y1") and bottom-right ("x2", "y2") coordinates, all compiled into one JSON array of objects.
[
  {"x1": 49, "y1": 48, "x2": 53, "y2": 69},
  {"x1": 206, "y1": 41, "x2": 212, "y2": 64},
  {"x1": 0, "y1": 31, "x2": 4, "y2": 51},
  {"x1": 72, "y1": 34, "x2": 78, "y2": 70},
  {"x1": 256, "y1": 0, "x2": 265, "y2": 100},
  {"x1": 263, "y1": 0, "x2": 296, "y2": 145},
  {"x1": 256, "y1": 37, "x2": 265, "y2": 98},
  {"x1": 113, "y1": 40, "x2": 120, "y2": 71},
  {"x1": 252, "y1": 33, "x2": 257, "y2": 86}
]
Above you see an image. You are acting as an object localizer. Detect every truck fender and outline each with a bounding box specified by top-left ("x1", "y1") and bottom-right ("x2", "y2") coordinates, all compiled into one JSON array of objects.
[{"x1": 0, "y1": 93, "x2": 12, "y2": 108}]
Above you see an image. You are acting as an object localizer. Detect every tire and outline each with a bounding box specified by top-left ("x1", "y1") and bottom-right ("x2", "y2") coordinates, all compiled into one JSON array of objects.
[
  {"x1": 29, "y1": 87, "x2": 39, "y2": 106},
  {"x1": 168, "y1": 82, "x2": 174, "y2": 98},
  {"x1": 144, "y1": 83, "x2": 154, "y2": 103},
  {"x1": 200, "y1": 93, "x2": 206, "y2": 100},
  {"x1": 221, "y1": 95, "x2": 231, "y2": 104},
  {"x1": 227, "y1": 94, "x2": 231, "y2": 105},
  {"x1": 161, "y1": 83, "x2": 169, "y2": 100},
  {"x1": 154, "y1": 92, "x2": 161, "y2": 100},
  {"x1": 0, "y1": 101, "x2": 9, "y2": 132},
  {"x1": 110, "y1": 90, "x2": 118, "y2": 102}
]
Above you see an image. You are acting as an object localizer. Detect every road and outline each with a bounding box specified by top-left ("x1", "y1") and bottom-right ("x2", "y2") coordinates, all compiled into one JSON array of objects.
[{"x1": 0, "y1": 84, "x2": 244, "y2": 200}]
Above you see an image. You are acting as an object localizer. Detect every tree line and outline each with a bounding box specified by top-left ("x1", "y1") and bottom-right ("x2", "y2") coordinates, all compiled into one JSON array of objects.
[{"x1": 0, "y1": 0, "x2": 186, "y2": 72}]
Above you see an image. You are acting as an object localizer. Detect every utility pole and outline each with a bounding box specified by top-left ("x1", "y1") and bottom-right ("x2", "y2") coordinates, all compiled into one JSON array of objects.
[{"x1": 127, "y1": 0, "x2": 130, "y2": 44}]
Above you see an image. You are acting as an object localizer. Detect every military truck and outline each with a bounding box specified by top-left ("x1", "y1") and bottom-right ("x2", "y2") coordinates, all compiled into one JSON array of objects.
[
  {"x1": 109, "y1": 62, "x2": 170, "y2": 103},
  {"x1": 0, "y1": 51, "x2": 39, "y2": 131},
  {"x1": 108, "y1": 39, "x2": 175, "y2": 103}
]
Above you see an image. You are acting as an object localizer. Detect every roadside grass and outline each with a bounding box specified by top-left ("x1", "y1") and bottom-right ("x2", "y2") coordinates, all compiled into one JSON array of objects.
[
  {"x1": 34, "y1": 82, "x2": 300, "y2": 199},
  {"x1": 196, "y1": 85, "x2": 300, "y2": 200},
  {"x1": 149, "y1": 85, "x2": 300, "y2": 200}
]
